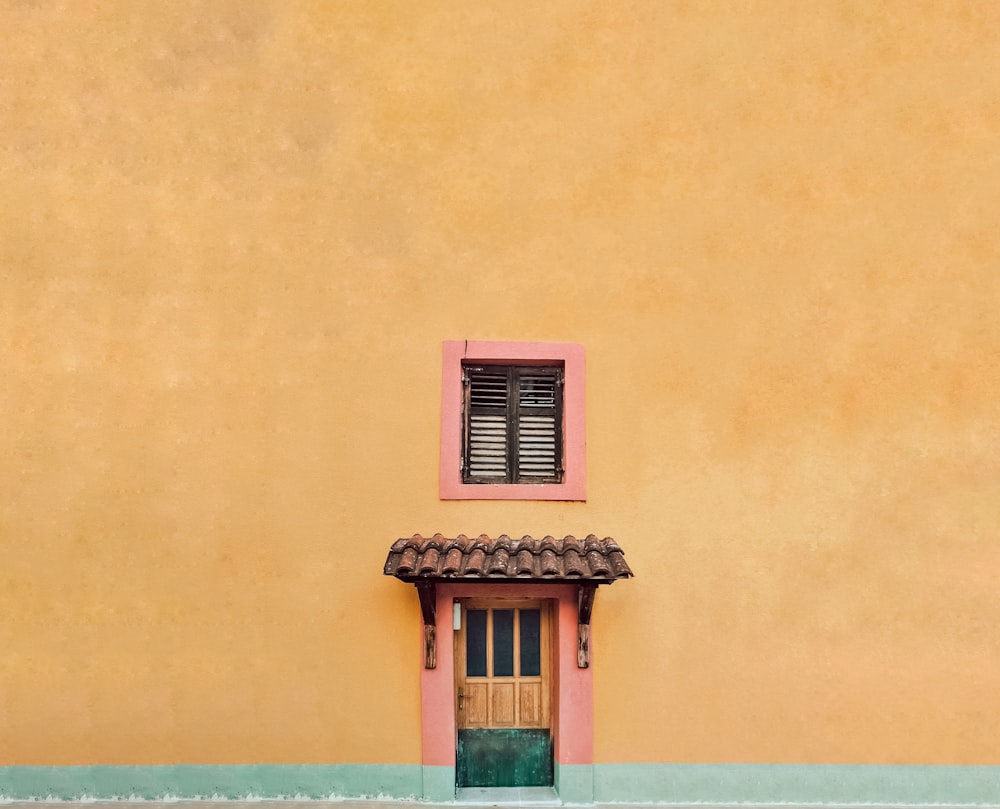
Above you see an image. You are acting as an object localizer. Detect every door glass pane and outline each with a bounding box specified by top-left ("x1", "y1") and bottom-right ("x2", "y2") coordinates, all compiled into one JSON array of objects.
[
  {"x1": 493, "y1": 609, "x2": 514, "y2": 676},
  {"x1": 466, "y1": 609, "x2": 487, "y2": 677},
  {"x1": 520, "y1": 608, "x2": 541, "y2": 676}
]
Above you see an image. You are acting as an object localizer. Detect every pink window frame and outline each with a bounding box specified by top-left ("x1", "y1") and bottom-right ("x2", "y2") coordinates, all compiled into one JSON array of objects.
[{"x1": 439, "y1": 340, "x2": 586, "y2": 501}]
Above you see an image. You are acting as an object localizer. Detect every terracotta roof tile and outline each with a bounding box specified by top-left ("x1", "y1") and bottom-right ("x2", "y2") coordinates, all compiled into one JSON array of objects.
[{"x1": 384, "y1": 534, "x2": 633, "y2": 582}]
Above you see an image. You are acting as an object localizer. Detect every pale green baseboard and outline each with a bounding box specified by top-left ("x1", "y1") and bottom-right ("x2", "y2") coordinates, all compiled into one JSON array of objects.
[
  {"x1": 421, "y1": 765, "x2": 455, "y2": 803},
  {"x1": 1, "y1": 763, "x2": 999, "y2": 804},
  {"x1": 593, "y1": 763, "x2": 1000, "y2": 805},
  {"x1": 0, "y1": 764, "x2": 422, "y2": 801},
  {"x1": 555, "y1": 762, "x2": 594, "y2": 804}
]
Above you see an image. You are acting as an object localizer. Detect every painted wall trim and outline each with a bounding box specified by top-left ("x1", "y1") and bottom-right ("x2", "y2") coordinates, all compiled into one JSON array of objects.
[
  {"x1": 593, "y1": 764, "x2": 1000, "y2": 806},
  {"x1": 555, "y1": 762, "x2": 594, "y2": 804},
  {"x1": 0, "y1": 764, "x2": 423, "y2": 801},
  {"x1": 1, "y1": 763, "x2": 999, "y2": 804},
  {"x1": 439, "y1": 340, "x2": 586, "y2": 500},
  {"x1": 421, "y1": 765, "x2": 455, "y2": 803}
]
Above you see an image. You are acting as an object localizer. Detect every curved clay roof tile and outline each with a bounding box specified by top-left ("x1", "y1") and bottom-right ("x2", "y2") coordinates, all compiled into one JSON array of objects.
[
  {"x1": 418, "y1": 547, "x2": 440, "y2": 575},
  {"x1": 442, "y1": 547, "x2": 464, "y2": 575},
  {"x1": 515, "y1": 549, "x2": 535, "y2": 576},
  {"x1": 586, "y1": 550, "x2": 611, "y2": 576},
  {"x1": 539, "y1": 549, "x2": 560, "y2": 576},
  {"x1": 397, "y1": 546, "x2": 419, "y2": 575},
  {"x1": 518, "y1": 535, "x2": 541, "y2": 553},
  {"x1": 420, "y1": 533, "x2": 445, "y2": 552},
  {"x1": 539, "y1": 535, "x2": 559, "y2": 553},
  {"x1": 561, "y1": 535, "x2": 583, "y2": 554},
  {"x1": 464, "y1": 548, "x2": 486, "y2": 575},
  {"x1": 608, "y1": 551, "x2": 632, "y2": 578},
  {"x1": 488, "y1": 548, "x2": 510, "y2": 574},
  {"x1": 561, "y1": 548, "x2": 585, "y2": 577}
]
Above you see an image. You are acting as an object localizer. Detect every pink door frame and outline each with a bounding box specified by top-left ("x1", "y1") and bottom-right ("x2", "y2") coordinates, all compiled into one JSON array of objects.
[{"x1": 420, "y1": 583, "x2": 594, "y2": 774}]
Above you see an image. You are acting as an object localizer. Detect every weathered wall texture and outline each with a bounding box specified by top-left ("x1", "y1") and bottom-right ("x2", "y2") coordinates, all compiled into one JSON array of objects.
[{"x1": 2, "y1": 0, "x2": 998, "y2": 778}]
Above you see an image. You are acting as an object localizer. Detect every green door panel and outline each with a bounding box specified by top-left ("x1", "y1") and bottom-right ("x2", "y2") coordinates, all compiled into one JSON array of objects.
[{"x1": 457, "y1": 729, "x2": 553, "y2": 788}]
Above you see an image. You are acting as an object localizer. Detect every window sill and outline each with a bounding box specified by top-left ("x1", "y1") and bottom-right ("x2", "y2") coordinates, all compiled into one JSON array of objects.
[{"x1": 441, "y1": 480, "x2": 586, "y2": 502}]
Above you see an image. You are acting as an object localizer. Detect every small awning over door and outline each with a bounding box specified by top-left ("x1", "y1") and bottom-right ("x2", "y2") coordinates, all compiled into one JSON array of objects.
[
  {"x1": 383, "y1": 534, "x2": 632, "y2": 669},
  {"x1": 383, "y1": 534, "x2": 633, "y2": 582}
]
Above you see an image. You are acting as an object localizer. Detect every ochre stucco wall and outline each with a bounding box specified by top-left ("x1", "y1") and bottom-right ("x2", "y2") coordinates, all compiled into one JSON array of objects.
[{"x1": 2, "y1": 1, "x2": 998, "y2": 768}]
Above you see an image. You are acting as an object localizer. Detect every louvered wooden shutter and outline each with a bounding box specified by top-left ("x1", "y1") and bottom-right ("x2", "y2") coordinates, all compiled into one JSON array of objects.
[
  {"x1": 515, "y1": 369, "x2": 561, "y2": 481},
  {"x1": 464, "y1": 367, "x2": 509, "y2": 480},
  {"x1": 463, "y1": 365, "x2": 563, "y2": 484}
]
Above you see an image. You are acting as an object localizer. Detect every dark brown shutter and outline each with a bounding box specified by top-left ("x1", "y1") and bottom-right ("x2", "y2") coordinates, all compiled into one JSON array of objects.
[
  {"x1": 463, "y1": 364, "x2": 564, "y2": 484},
  {"x1": 514, "y1": 369, "x2": 562, "y2": 482},
  {"x1": 464, "y1": 367, "x2": 509, "y2": 480}
]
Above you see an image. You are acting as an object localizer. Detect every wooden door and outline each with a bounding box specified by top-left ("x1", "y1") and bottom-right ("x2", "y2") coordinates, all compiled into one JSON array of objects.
[{"x1": 455, "y1": 599, "x2": 552, "y2": 788}]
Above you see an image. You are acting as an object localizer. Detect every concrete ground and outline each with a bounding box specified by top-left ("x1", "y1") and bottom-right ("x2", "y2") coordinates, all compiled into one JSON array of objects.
[{"x1": 11, "y1": 803, "x2": 994, "y2": 809}]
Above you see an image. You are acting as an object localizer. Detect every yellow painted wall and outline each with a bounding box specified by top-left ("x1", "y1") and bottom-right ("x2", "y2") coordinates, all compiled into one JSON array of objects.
[{"x1": 2, "y1": 1, "x2": 998, "y2": 766}]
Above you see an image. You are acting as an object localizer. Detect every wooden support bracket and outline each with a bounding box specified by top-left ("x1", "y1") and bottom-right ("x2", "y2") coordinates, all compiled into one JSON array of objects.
[
  {"x1": 416, "y1": 581, "x2": 437, "y2": 669},
  {"x1": 577, "y1": 583, "x2": 597, "y2": 668}
]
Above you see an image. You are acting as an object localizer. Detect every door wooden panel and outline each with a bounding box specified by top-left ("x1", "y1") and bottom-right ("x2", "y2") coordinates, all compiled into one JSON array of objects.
[
  {"x1": 519, "y1": 682, "x2": 542, "y2": 726},
  {"x1": 465, "y1": 682, "x2": 488, "y2": 726},
  {"x1": 492, "y1": 683, "x2": 515, "y2": 726}
]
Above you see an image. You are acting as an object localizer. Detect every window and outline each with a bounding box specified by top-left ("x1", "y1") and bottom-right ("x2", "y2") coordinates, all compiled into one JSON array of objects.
[
  {"x1": 440, "y1": 340, "x2": 585, "y2": 501},
  {"x1": 463, "y1": 364, "x2": 563, "y2": 484}
]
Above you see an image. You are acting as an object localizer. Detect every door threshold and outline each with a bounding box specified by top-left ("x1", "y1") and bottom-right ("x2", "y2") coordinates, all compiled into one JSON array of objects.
[{"x1": 455, "y1": 786, "x2": 560, "y2": 805}]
